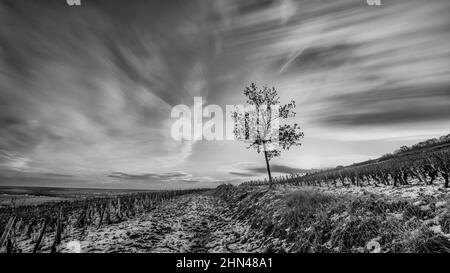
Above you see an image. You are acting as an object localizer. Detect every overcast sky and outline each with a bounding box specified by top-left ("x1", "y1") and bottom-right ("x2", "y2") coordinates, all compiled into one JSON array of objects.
[{"x1": 1, "y1": 0, "x2": 449, "y2": 189}]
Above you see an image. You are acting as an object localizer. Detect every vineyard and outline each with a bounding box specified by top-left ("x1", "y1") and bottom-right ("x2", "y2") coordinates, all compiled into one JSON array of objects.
[
  {"x1": 1, "y1": 136, "x2": 449, "y2": 253},
  {"x1": 242, "y1": 147, "x2": 450, "y2": 189},
  {"x1": 0, "y1": 189, "x2": 205, "y2": 253}
]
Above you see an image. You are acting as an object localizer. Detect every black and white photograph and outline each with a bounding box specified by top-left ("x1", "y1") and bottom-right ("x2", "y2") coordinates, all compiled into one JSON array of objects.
[{"x1": 0, "y1": 0, "x2": 449, "y2": 264}]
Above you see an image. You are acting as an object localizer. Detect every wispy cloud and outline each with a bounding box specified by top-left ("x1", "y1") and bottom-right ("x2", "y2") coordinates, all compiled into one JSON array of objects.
[
  {"x1": 230, "y1": 161, "x2": 312, "y2": 178},
  {"x1": 0, "y1": 0, "x2": 207, "y2": 184},
  {"x1": 107, "y1": 171, "x2": 191, "y2": 181},
  {"x1": 106, "y1": 170, "x2": 221, "y2": 187},
  {"x1": 1, "y1": 0, "x2": 449, "y2": 188}
]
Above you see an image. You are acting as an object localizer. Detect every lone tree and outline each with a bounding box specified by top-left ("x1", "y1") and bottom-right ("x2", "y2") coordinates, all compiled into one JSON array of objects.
[{"x1": 232, "y1": 83, "x2": 304, "y2": 187}]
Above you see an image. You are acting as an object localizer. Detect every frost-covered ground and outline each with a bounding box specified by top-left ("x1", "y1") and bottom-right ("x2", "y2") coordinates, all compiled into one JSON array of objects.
[
  {"x1": 56, "y1": 194, "x2": 258, "y2": 253},
  {"x1": 214, "y1": 184, "x2": 450, "y2": 253},
  {"x1": 281, "y1": 182, "x2": 449, "y2": 200},
  {"x1": 13, "y1": 183, "x2": 450, "y2": 253}
]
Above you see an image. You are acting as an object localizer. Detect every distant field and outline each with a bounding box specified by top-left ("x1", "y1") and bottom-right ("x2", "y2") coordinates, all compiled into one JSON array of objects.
[
  {"x1": 0, "y1": 186, "x2": 156, "y2": 207},
  {"x1": 0, "y1": 194, "x2": 68, "y2": 207}
]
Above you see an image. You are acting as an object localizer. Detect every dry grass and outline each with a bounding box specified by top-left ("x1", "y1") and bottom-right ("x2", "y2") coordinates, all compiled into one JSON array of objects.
[{"x1": 215, "y1": 185, "x2": 450, "y2": 253}]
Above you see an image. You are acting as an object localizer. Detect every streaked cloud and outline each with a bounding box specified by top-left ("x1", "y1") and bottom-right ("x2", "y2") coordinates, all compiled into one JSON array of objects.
[
  {"x1": 1, "y1": 0, "x2": 449, "y2": 188},
  {"x1": 229, "y1": 161, "x2": 313, "y2": 178},
  {"x1": 107, "y1": 171, "x2": 191, "y2": 181}
]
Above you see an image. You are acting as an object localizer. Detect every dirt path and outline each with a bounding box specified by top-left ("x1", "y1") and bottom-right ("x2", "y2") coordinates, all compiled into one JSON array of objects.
[{"x1": 59, "y1": 194, "x2": 252, "y2": 253}]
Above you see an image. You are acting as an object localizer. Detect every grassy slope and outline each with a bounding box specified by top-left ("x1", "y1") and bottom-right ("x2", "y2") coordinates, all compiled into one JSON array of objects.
[{"x1": 213, "y1": 184, "x2": 450, "y2": 253}]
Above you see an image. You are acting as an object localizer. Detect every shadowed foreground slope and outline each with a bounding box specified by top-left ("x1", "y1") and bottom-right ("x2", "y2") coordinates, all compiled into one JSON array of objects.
[
  {"x1": 213, "y1": 184, "x2": 450, "y2": 253},
  {"x1": 10, "y1": 184, "x2": 448, "y2": 253}
]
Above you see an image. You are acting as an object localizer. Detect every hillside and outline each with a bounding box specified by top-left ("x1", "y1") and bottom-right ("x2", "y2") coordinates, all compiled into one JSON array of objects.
[
  {"x1": 351, "y1": 133, "x2": 450, "y2": 168},
  {"x1": 243, "y1": 133, "x2": 450, "y2": 188},
  {"x1": 212, "y1": 184, "x2": 450, "y2": 253}
]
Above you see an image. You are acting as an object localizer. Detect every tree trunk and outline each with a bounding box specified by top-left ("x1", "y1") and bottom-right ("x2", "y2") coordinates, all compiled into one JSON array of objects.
[{"x1": 263, "y1": 150, "x2": 273, "y2": 188}]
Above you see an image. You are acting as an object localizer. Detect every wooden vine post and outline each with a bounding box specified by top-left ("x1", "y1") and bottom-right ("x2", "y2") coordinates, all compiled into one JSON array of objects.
[
  {"x1": 0, "y1": 216, "x2": 16, "y2": 251},
  {"x1": 33, "y1": 217, "x2": 50, "y2": 253},
  {"x1": 97, "y1": 204, "x2": 106, "y2": 229},
  {"x1": 51, "y1": 207, "x2": 63, "y2": 253}
]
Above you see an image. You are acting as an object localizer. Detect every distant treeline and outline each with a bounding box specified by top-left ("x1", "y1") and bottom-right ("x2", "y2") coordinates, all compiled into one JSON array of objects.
[
  {"x1": 394, "y1": 133, "x2": 450, "y2": 154},
  {"x1": 349, "y1": 133, "x2": 450, "y2": 168}
]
